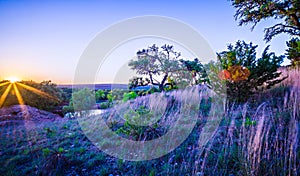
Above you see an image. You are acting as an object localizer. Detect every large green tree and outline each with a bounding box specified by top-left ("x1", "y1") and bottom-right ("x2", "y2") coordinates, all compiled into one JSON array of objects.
[
  {"x1": 231, "y1": 0, "x2": 300, "y2": 42},
  {"x1": 128, "y1": 44, "x2": 181, "y2": 91},
  {"x1": 128, "y1": 45, "x2": 208, "y2": 91}
]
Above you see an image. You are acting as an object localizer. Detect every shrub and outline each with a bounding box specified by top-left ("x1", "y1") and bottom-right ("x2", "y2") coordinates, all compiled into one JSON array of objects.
[
  {"x1": 286, "y1": 38, "x2": 300, "y2": 68},
  {"x1": 116, "y1": 106, "x2": 159, "y2": 140},
  {"x1": 99, "y1": 102, "x2": 110, "y2": 109},
  {"x1": 40, "y1": 147, "x2": 69, "y2": 175},
  {"x1": 62, "y1": 105, "x2": 74, "y2": 115},
  {"x1": 211, "y1": 40, "x2": 286, "y2": 103},
  {"x1": 64, "y1": 88, "x2": 95, "y2": 112},
  {"x1": 122, "y1": 91, "x2": 138, "y2": 102},
  {"x1": 95, "y1": 89, "x2": 106, "y2": 102}
]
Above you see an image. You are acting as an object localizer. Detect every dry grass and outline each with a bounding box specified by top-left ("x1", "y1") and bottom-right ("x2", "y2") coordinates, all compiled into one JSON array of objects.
[{"x1": 190, "y1": 68, "x2": 300, "y2": 175}]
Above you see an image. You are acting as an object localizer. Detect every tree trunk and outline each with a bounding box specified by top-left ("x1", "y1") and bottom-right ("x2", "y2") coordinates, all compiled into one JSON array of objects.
[{"x1": 159, "y1": 74, "x2": 168, "y2": 91}]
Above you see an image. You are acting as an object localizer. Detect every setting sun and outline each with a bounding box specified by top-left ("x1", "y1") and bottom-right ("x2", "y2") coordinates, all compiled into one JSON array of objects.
[{"x1": 6, "y1": 77, "x2": 21, "y2": 83}]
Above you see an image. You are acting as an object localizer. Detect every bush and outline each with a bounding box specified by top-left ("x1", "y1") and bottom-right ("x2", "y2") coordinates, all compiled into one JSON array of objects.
[
  {"x1": 286, "y1": 38, "x2": 300, "y2": 68},
  {"x1": 67, "y1": 88, "x2": 95, "y2": 111},
  {"x1": 122, "y1": 91, "x2": 138, "y2": 102},
  {"x1": 99, "y1": 102, "x2": 110, "y2": 109},
  {"x1": 211, "y1": 40, "x2": 286, "y2": 103},
  {"x1": 62, "y1": 105, "x2": 74, "y2": 115},
  {"x1": 116, "y1": 106, "x2": 159, "y2": 140},
  {"x1": 95, "y1": 89, "x2": 106, "y2": 102}
]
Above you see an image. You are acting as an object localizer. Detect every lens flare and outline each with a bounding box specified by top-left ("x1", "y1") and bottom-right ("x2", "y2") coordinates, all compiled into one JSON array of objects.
[
  {"x1": 0, "y1": 84, "x2": 12, "y2": 107},
  {"x1": 7, "y1": 77, "x2": 21, "y2": 83},
  {"x1": 16, "y1": 82, "x2": 60, "y2": 102},
  {"x1": 13, "y1": 83, "x2": 24, "y2": 105},
  {"x1": 0, "y1": 82, "x2": 10, "y2": 87}
]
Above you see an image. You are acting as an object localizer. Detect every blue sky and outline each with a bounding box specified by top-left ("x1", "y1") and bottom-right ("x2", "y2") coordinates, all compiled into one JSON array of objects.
[{"x1": 0, "y1": 0, "x2": 291, "y2": 84}]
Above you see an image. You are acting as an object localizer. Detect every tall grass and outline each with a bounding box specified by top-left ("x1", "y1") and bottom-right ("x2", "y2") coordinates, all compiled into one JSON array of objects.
[
  {"x1": 190, "y1": 68, "x2": 299, "y2": 175},
  {"x1": 91, "y1": 68, "x2": 299, "y2": 175}
]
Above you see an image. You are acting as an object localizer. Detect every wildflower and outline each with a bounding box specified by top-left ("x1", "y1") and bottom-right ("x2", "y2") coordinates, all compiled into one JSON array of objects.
[
  {"x1": 227, "y1": 65, "x2": 250, "y2": 82},
  {"x1": 218, "y1": 70, "x2": 231, "y2": 80}
]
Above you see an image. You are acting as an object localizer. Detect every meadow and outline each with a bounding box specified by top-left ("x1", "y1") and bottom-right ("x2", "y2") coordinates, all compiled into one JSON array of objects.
[{"x1": 0, "y1": 68, "x2": 298, "y2": 176}]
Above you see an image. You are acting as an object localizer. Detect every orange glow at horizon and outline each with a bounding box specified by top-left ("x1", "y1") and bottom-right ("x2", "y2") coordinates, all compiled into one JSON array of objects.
[
  {"x1": 0, "y1": 84, "x2": 12, "y2": 107},
  {"x1": 7, "y1": 77, "x2": 21, "y2": 83}
]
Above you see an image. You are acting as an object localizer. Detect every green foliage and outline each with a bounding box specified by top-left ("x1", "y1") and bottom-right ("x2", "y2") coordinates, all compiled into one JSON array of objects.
[
  {"x1": 72, "y1": 88, "x2": 95, "y2": 111},
  {"x1": 60, "y1": 87, "x2": 73, "y2": 102},
  {"x1": 128, "y1": 77, "x2": 150, "y2": 89},
  {"x1": 42, "y1": 148, "x2": 51, "y2": 156},
  {"x1": 149, "y1": 86, "x2": 160, "y2": 94},
  {"x1": 128, "y1": 44, "x2": 182, "y2": 91},
  {"x1": 106, "y1": 93, "x2": 115, "y2": 103},
  {"x1": 116, "y1": 106, "x2": 159, "y2": 140},
  {"x1": 180, "y1": 58, "x2": 209, "y2": 85},
  {"x1": 164, "y1": 76, "x2": 178, "y2": 91},
  {"x1": 63, "y1": 88, "x2": 95, "y2": 113},
  {"x1": 99, "y1": 102, "x2": 110, "y2": 109},
  {"x1": 231, "y1": 0, "x2": 300, "y2": 42},
  {"x1": 62, "y1": 105, "x2": 74, "y2": 115},
  {"x1": 286, "y1": 37, "x2": 300, "y2": 67},
  {"x1": 213, "y1": 40, "x2": 285, "y2": 102},
  {"x1": 122, "y1": 91, "x2": 138, "y2": 102},
  {"x1": 245, "y1": 117, "x2": 257, "y2": 126},
  {"x1": 58, "y1": 147, "x2": 64, "y2": 153},
  {"x1": 128, "y1": 44, "x2": 207, "y2": 90},
  {"x1": 95, "y1": 89, "x2": 106, "y2": 102},
  {"x1": 110, "y1": 89, "x2": 128, "y2": 101},
  {"x1": 40, "y1": 147, "x2": 69, "y2": 175},
  {"x1": 149, "y1": 169, "x2": 155, "y2": 176}
]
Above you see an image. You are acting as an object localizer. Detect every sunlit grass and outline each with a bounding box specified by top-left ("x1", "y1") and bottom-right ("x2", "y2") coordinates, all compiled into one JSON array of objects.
[
  {"x1": 0, "y1": 84, "x2": 12, "y2": 107},
  {"x1": 16, "y1": 82, "x2": 59, "y2": 102},
  {"x1": 0, "y1": 80, "x2": 60, "y2": 108},
  {"x1": 0, "y1": 82, "x2": 10, "y2": 87},
  {"x1": 13, "y1": 83, "x2": 24, "y2": 105}
]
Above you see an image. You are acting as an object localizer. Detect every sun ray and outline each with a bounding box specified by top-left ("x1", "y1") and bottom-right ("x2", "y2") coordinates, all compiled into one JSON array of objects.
[
  {"x1": 16, "y1": 82, "x2": 60, "y2": 102},
  {"x1": 13, "y1": 83, "x2": 32, "y2": 122},
  {"x1": 0, "y1": 82, "x2": 10, "y2": 88},
  {"x1": 0, "y1": 83, "x2": 12, "y2": 107},
  {"x1": 13, "y1": 83, "x2": 25, "y2": 105}
]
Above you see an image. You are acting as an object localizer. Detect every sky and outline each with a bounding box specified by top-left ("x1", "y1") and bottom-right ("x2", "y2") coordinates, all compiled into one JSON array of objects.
[{"x1": 0, "y1": 0, "x2": 291, "y2": 84}]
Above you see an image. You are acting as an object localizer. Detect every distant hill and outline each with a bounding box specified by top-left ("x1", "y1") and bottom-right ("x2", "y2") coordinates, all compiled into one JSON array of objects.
[{"x1": 57, "y1": 84, "x2": 128, "y2": 90}]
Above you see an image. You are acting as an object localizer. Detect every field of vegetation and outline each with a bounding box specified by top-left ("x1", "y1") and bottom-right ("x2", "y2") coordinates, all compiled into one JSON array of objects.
[
  {"x1": 0, "y1": 67, "x2": 298, "y2": 176},
  {"x1": 1, "y1": 1, "x2": 299, "y2": 175}
]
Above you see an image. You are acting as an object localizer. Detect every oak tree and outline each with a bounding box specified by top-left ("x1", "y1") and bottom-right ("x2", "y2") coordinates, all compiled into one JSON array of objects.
[{"x1": 231, "y1": 0, "x2": 300, "y2": 42}]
